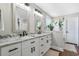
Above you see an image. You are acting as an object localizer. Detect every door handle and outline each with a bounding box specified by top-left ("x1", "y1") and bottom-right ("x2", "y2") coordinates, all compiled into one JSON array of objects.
[
  {"x1": 31, "y1": 47, "x2": 35, "y2": 53},
  {"x1": 31, "y1": 48, "x2": 33, "y2": 53},
  {"x1": 41, "y1": 38, "x2": 43, "y2": 40},
  {"x1": 41, "y1": 51, "x2": 44, "y2": 54},
  {"x1": 33, "y1": 47, "x2": 35, "y2": 51},
  {"x1": 66, "y1": 31, "x2": 69, "y2": 33},
  {"x1": 47, "y1": 40, "x2": 49, "y2": 43}
]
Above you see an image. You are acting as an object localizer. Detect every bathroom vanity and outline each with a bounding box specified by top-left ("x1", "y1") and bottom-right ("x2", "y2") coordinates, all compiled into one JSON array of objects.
[{"x1": 0, "y1": 33, "x2": 51, "y2": 56}]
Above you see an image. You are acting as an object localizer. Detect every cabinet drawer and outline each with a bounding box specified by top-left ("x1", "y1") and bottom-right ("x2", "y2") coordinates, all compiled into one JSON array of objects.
[
  {"x1": 22, "y1": 38, "x2": 39, "y2": 47},
  {"x1": 1, "y1": 43, "x2": 21, "y2": 56},
  {"x1": 39, "y1": 36, "x2": 46, "y2": 43},
  {"x1": 40, "y1": 43, "x2": 46, "y2": 51},
  {"x1": 40, "y1": 48, "x2": 46, "y2": 56},
  {"x1": 40, "y1": 36, "x2": 46, "y2": 41}
]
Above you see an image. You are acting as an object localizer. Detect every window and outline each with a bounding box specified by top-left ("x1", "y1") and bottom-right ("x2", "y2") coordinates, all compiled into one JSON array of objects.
[{"x1": 46, "y1": 16, "x2": 54, "y2": 31}]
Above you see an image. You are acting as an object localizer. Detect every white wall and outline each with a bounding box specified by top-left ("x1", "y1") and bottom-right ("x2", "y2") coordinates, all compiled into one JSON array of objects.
[
  {"x1": 78, "y1": 16, "x2": 79, "y2": 46},
  {"x1": 29, "y1": 6, "x2": 46, "y2": 33},
  {"x1": 29, "y1": 7, "x2": 36, "y2": 33},
  {"x1": 51, "y1": 31, "x2": 65, "y2": 51},
  {"x1": 0, "y1": 3, "x2": 12, "y2": 35}
]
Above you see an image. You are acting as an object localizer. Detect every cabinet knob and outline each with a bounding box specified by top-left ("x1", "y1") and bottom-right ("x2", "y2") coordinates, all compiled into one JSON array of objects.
[
  {"x1": 47, "y1": 40, "x2": 49, "y2": 43},
  {"x1": 41, "y1": 52, "x2": 44, "y2": 54},
  {"x1": 41, "y1": 44, "x2": 44, "y2": 46},
  {"x1": 66, "y1": 31, "x2": 69, "y2": 33},
  {"x1": 41, "y1": 38, "x2": 43, "y2": 40}
]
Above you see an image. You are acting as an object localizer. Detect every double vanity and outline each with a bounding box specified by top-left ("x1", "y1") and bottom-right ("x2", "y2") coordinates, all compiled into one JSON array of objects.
[
  {"x1": 0, "y1": 3, "x2": 65, "y2": 56},
  {"x1": 0, "y1": 33, "x2": 52, "y2": 56}
]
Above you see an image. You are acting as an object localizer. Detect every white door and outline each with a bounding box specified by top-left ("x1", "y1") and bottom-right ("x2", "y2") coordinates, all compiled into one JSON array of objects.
[{"x1": 66, "y1": 16, "x2": 78, "y2": 44}]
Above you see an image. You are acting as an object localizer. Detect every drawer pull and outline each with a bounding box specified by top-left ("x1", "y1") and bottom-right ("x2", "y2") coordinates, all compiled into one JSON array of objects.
[
  {"x1": 41, "y1": 44, "x2": 44, "y2": 46},
  {"x1": 41, "y1": 38, "x2": 43, "y2": 40},
  {"x1": 31, "y1": 41, "x2": 35, "y2": 44},
  {"x1": 9, "y1": 48, "x2": 18, "y2": 52},
  {"x1": 47, "y1": 40, "x2": 49, "y2": 43},
  {"x1": 31, "y1": 48, "x2": 33, "y2": 53},
  {"x1": 41, "y1": 51, "x2": 44, "y2": 54},
  {"x1": 47, "y1": 36, "x2": 48, "y2": 38}
]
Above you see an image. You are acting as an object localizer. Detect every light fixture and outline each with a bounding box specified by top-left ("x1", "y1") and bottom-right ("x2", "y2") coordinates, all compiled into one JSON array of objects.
[{"x1": 34, "y1": 9, "x2": 43, "y2": 17}]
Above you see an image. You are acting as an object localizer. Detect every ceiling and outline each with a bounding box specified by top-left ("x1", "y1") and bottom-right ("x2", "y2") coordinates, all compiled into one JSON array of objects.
[{"x1": 35, "y1": 3, "x2": 79, "y2": 17}]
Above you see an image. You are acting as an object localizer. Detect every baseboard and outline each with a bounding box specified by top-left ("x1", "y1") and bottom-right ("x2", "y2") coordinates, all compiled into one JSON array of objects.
[
  {"x1": 51, "y1": 46, "x2": 64, "y2": 52},
  {"x1": 66, "y1": 42, "x2": 77, "y2": 45}
]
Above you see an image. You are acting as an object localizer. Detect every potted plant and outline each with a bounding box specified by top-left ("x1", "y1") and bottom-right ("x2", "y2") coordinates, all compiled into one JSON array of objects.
[
  {"x1": 59, "y1": 18, "x2": 64, "y2": 31},
  {"x1": 48, "y1": 24, "x2": 54, "y2": 31},
  {"x1": 37, "y1": 26, "x2": 41, "y2": 34}
]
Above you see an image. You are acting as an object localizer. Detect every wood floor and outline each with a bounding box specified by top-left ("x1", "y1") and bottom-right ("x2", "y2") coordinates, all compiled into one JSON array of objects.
[
  {"x1": 59, "y1": 49, "x2": 78, "y2": 56},
  {"x1": 75, "y1": 46, "x2": 79, "y2": 55},
  {"x1": 44, "y1": 43, "x2": 79, "y2": 56}
]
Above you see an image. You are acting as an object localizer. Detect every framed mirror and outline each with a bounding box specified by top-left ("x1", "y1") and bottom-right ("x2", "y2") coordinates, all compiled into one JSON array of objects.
[
  {"x1": 0, "y1": 9, "x2": 4, "y2": 32},
  {"x1": 14, "y1": 4, "x2": 29, "y2": 32},
  {"x1": 34, "y1": 13, "x2": 42, "y2": 34}
]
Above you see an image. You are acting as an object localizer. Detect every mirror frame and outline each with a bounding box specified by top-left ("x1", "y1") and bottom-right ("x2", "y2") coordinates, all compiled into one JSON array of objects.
[{"x1": 0, "y1": 9, "x2": 4, "y2": 32}]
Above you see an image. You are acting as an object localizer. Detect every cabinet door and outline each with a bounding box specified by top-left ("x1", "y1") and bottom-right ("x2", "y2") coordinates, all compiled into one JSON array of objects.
[
  {"x1": 46, "y1": 35, "x2": 51, "y2": 47},
  {"x1": 29, "y1": 44, "x2": 39, "y2": 56},
  {"x1": 22, "y1": 40, "x2": 31, "y2": 56},
  {"x1": 39, "y1": 44, "x2": 46, "y2": 56},
  {"x1": 22, "y1": 38, "x2": 40, "y2": 56},
  {"x1": 22, "y1": 47, "x2": 30, "y2": 56},
  {"x1": 45, "y1": 39, "x2": 51, "y2": 52},
  {"x1": 10, "y1": 51, "x2": 21, "y2": 56},
  {"x1": 1, "y1": 43, "x2": 21, "y2": 56}
]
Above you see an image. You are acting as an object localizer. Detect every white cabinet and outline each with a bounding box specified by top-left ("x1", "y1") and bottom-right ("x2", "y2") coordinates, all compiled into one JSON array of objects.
[
  {"x1": 22, "y1": 38, "x2": 40, "y2": 56},
  {"x1": 45, "y1": 35, "x2": 51, "y2": 52},
  {"x1": 22, "y1": 34, "x2": 51, "y2": 56},
  {"x1": 39, "y1": 36, "x2": 46, "y2": 56},
  {"x1": 0, "y1": 42, "x2": 21, "y2": 56},
  {"x1": 39, "y1": 35, "x2": 51, "y2": 56},
  {"x1": 0, "y1": 33, "x2": 51, "y2": 56}
]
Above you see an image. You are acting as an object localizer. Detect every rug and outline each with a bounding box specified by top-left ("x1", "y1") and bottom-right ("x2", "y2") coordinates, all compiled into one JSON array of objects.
[{"x1": 64, "y1": 43, "x2": 77, "y2": 53}]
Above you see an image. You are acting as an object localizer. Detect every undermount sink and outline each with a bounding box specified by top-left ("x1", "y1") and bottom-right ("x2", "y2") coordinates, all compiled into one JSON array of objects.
[
  {"x1": 0, "y1": 36, "x2": 19, "y2": 43},
  {"x1": 28, "y1": 34, "x2": 39, "y2": 37}
]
